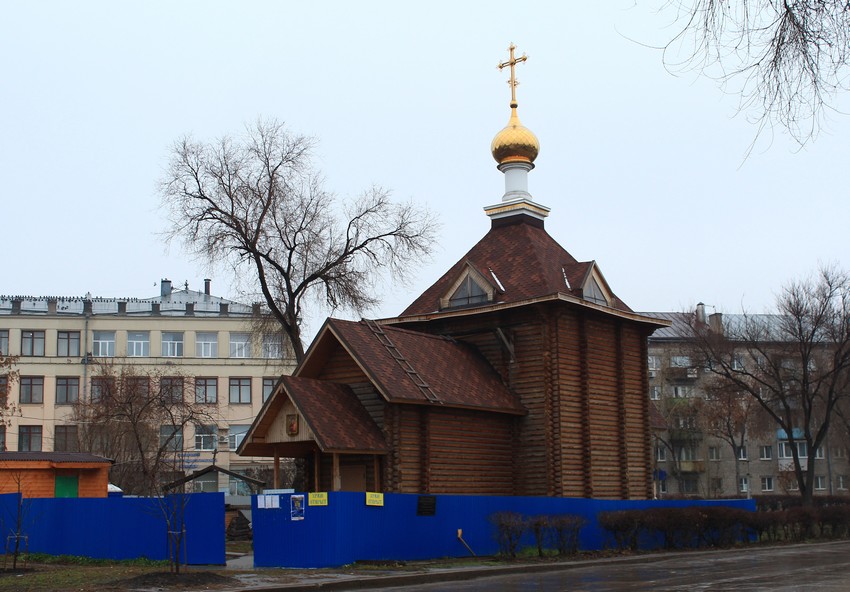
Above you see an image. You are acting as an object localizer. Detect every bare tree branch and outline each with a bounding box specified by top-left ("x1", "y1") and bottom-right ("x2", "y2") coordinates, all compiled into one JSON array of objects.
[
  {"x1": 663, "y1": 1, "x2": 850, "y2": 144},
  {"x1": 161, "y1": 118, "x2": 439, "y2": 361}
]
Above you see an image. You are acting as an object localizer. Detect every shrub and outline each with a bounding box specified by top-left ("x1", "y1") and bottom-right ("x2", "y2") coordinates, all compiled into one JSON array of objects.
[
  {"x1": 548, "y1": 514, "x2": 585, "y2": 556},
  {"x1": 818, "y1": 504, "x2": 850, "y2": 539},
  {"x1": 490, "y1": 512, "x2": 525, "y2": 559},
  {"x1": 525, "y1": 515, "x2": 549, "y2": 558},
  {"x1": 700, "y1": 507, "x2": 751, "y2": 547},
  {"x1": 598, "y1": 510, "x2": 642, "y2": 551},
  {"x1": 642, "y1": 507, "x2": 703, "y2": 550},
  {"x1": 785, "y1": 506, "x2": 819, "y2": 541}
]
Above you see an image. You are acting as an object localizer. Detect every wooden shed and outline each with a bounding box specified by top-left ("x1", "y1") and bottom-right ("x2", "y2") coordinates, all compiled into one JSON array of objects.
[{"x1": 0, "y1": 452, "x2": 113, "y2": 498}]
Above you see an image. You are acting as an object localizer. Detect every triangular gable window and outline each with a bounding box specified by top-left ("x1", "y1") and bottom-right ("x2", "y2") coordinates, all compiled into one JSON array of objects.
[
  {"x1": 450, "y1": 276, "x2": 488, "y2": 307},
  {"x1": 440, "y1": 264, "x2": 495, "y2": 310},
  {"x1": 584, "y1": 277, "x2": 607, "y2": 305}
]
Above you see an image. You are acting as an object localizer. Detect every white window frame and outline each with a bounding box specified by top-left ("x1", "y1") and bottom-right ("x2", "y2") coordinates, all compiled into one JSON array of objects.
[
  {"x1": 671, "y1": 355, "x2": 691, "y2": 368},
  {"x1": 227, "y1": 425, "x2": 250, "y2": 450},
  {"x1": 656, "y1": 446, "x2": 667, "y2": 462},
  {"x1": 647, "y1": 355, "x2": 661, "y2": 371},
  {"x1": 779, "y1": 441, "x2": 808, "y2": 459},
  {"x1": 838, "y1": 475, "x2": 848, "y2": 490},
  {"x1": 760, "y1": 445, "x2": 773, "y2": 460},
  {"x1": 194, "y1": 425, "x2": 217, "y2": 451},
  {"x1": 708, "y1": 446, "x2": 720, "y2": 461},
  {"x1": 196, "y1": 332, "x2": 218, "y2": 358},
  {"x1": 737, "y1": 445, "x2": 748, "y2": 461},
  {"x1": 229, "y1": 333, "x2": 251, "y2": 358},
  {"x1": 262, "y1": 334, "x2": 282, "y2": 359},
  {"x1": 161, "y1": 332, "x2": 184, "y2": 357},
  {"x1": 815, "y1": 475, "x2": 827, "y2": 491},
  {"x1": 761, "y1": 476, "x2": 774, "y2": 492},
  {"x1": 92, "y1": 331, "x2": 115, "y2": 357},
  {"x1": 649, "y1": 386, "x2": 661, "y2": 400},
  {"x1": 676, "y1": 445, "x2": 697, "y2": 462},
  {"x1": 126, "y1": 331, "x2": 150, "y2": 357},
  {"x1": 673, "y1": 385, "x2": 693, "y2": 398},
  {"x1": 739, "y1": 476, "x2": 749, "y2": 493}
]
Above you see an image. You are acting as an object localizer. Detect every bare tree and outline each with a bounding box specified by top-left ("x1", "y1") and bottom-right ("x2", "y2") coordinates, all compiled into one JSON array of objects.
[
  {"x1": 74, "y1": 363, "x2": 214, "y2": 496},
  {"x1": 652, "y1": 395, "x2": 705, "y2": 496},
  {"x1": 690, "y1": 266, "x2": 850, "y2": 505},
  {"x1": 161, "y1": 119, "x2": 439, "y2": 362},
  {"x1": 663, "y1": 1, "x2": 850, "y2": 143},
  {"x1": 0, "y1": 352, "x2": 20, "y2": 433},
  {"x1": 699, "y1": 381, "x2": 768, "y2": 495}
]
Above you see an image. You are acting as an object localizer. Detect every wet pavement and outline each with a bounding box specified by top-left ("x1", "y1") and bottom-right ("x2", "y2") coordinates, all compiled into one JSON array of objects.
[{"x1": 216, "y1": 540, "x2": 850, "y2": 591}]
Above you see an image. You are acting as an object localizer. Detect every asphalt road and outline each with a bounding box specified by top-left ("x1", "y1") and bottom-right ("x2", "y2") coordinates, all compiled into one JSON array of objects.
[{"x1": 374, "y1": 541, "x2": 850, "y2": 591}]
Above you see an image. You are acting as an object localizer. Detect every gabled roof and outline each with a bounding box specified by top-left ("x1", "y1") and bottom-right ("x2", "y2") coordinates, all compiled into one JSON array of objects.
[
  {"x1": 310, "y1": 319, "x2": 525, "y2": 415},
  {"x1": 163, "y1": 464, "x2": 267, "y2": 492},
  {"x1": 401, "y1": 218, "x2": 631, "y2": 316},
  {"x1": 281, "y1": 377, "x2": 388, "y2": 453}
]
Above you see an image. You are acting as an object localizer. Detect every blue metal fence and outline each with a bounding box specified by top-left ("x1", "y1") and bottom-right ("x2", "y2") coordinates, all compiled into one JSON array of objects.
[
  {"x1": 252, "y1": 492, "x2": 756, "y2": 568},
  {"x1": 0, "y1": 492, "x2": 224, "y2": 564}
]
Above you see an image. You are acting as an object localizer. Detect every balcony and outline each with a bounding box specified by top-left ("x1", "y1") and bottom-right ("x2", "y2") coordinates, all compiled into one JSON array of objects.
[
  {"x1": 670, "y1": 429, "x2": 703, "y2": 442},
  {"x1": 677, "y1": 460, "x2": 705, "y2": 473},
  {"x1": 667, "y1": 367, "x2": 699, "y2": 381}
]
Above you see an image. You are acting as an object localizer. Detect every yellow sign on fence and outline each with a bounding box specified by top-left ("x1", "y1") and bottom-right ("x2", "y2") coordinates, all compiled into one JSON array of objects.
[
  {"x1": 308, "y1": 492, "x2": 328, "y2": 506},
  {"x1": 365, "y1": 492, "x2": 384, "y2": 506}
]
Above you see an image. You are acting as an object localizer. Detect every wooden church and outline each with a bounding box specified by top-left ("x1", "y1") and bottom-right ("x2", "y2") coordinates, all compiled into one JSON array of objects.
[{"x1": 239, "y1": 46, "x2": 666, "y2": 499}]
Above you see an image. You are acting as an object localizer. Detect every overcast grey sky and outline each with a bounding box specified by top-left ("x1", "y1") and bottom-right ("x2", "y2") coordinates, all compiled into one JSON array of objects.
[{"x1": 2, "y1": 1, "x2": 848, "y2": 336}]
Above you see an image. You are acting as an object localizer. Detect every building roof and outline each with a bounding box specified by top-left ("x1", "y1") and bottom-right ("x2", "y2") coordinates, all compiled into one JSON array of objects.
[
  {"x1": 239, "y1": 318, "x2": 524, "y2": 457},
  {"x1": 639, "y1": 312, "x2": 695, "y2": 340},
  {"x1": 0, "y1": 452, "x2": 113, "y2": 464},
  {"x1": 0, "y1": 282, "x2": 253, "y2": 317},
  {"x1": 641, "y1": 311, "x2": 788, "y2": 342},
  {"x1": 312, "y1": 319, "x2": 525, "y2": 414},
  {"x1": 400, "y1": 217, "x2": 631, "y2": 317},
  {"x1": 281, "y1": 377, "x2": 388, "y2": 453}
]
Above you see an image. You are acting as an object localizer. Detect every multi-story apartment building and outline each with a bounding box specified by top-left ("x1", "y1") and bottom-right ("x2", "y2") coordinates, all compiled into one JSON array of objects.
[
  {"x1": 0, "y1": 279, "x2": 294, "y2": 494},
  {"x1": 644, "y1": 306, "x2": 850, "y2": 499}
]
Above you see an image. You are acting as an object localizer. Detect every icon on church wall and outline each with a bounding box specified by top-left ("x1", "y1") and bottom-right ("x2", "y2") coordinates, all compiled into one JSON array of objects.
[{"x1": 286, "y1": 414, "x2": 299, "y2": 436}]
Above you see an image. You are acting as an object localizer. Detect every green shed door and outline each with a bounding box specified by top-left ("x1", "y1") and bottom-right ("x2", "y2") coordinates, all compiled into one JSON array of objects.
[{"x1": 55, "y1": 474, "x2": 79, "y2": 498}]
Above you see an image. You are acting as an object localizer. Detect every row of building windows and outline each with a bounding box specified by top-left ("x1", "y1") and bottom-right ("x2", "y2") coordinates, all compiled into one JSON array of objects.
[
  {"x1": 1, "y1": 423, "x2": 252, "y2": 453},
  {"x1": 663, "y1": 474, "x2": 848, "y2": 495},
  {"x1": 0, "y1": 329, "x2": 283, "y2": 359},
  {"x1": 656, "y1": 442, "x2": 834, "y2": 463},
  {"x1": 1, "y1": 375, "x2": 278, "y2": 405}
]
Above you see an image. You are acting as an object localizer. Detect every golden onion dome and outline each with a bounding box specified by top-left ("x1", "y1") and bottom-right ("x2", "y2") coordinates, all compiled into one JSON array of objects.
[{"x1": 491, "y1": 106, "x2": 539, "y2": 165}]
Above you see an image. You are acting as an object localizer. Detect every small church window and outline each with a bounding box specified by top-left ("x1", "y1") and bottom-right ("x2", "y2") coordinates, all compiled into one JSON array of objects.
[
  {"x1": 449, "y1": 276, "x2": 488, "y2": 307},
  {"x1": 584, "y1": 277, "x2": 607, "y2": 305}
]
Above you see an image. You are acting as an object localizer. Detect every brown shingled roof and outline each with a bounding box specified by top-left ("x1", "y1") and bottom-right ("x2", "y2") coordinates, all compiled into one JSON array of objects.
[
  {"x1": 281, "y1": 376, "x2": 388, "y2": 453},
  {"x1": 401, "y1": 218, "x2": 631, "y2": 316},
  {"x1": 326, "y1": 319, "x2": 525, "y2": 415}
]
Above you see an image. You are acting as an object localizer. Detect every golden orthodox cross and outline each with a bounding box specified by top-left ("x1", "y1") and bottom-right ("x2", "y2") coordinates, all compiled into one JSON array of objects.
[{"x1": 497, "y1": 43, "x2": 527, "y2": 106}]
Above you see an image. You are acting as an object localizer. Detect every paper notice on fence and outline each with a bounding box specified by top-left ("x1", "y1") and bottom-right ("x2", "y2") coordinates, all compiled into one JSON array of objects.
[
  {"x1": 257, "y1": 495, "x2": 266, "y2": 509},
  {"x1": 291, "y1": 494, "x2": 305, "y2": 520}
]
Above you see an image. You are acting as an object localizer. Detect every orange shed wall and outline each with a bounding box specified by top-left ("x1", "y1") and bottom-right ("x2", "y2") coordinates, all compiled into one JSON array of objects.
[{"x1": 0, "y1": 465, "x2": 110, "y2": 498}]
